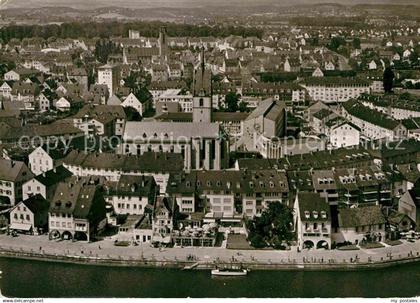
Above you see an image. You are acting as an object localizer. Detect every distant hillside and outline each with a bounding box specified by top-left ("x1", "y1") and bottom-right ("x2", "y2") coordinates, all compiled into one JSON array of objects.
[{"x1": 2, "y1": 0, "x2": 420, "y2": 9}]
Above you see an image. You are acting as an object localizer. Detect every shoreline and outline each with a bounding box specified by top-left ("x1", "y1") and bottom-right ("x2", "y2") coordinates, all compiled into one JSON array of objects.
[{"x1": 2, "y1": 248, "x2": 420, "y2": 271}]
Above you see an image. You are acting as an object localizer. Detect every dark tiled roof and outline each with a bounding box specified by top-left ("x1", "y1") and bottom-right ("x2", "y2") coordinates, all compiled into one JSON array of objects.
[
  {"x1": 63, "y1": 151, "x2": 184, "y2": 173},
  {"x1": 298, "y1": 192, "x2": 330, "y2": 222},
  {"x1": 338, "y1": 205, "x2": 385, "y2": 228},
  {"x1": 21, "y1": 194, "x2": 50, "y2": 214},
  {"x1": 106, "y1": 175, "x2": 156, "y2": 197},
  {"x1": 343, "y1": 99, "x2": 401, "y2": 130},
  {"x1": 34, "y1": 165, "x2": 72, "y2": 187}
]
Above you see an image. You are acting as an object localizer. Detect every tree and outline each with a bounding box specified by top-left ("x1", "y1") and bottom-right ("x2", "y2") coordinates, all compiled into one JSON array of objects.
[
  {"x1": 328, "y1": 36, "x2": 345, "y2": 51},
  {"x1": 249, "y1": 234, "x2": 266, "y2": 248},
  {"x1": 246, "y1": 202, "x2": 294, "y2": 249},
  {"x1": 399, "y1": 92, "x2": 412, "y2": 100},
  {"x1": 352, "y1": 38, "x2": 361, "y2": 49},
  {"x1": 383, "y1": 67, "x2": 395, "y2": 93},
  {"x1": 225, "y1": 92, "x2": 239, "y2": 112},
  {"x1": 409, "y1": 50, "x2": 419, "y2": 65},
  {"x1": 123, "y1": 106, "x2": 142, "y2": 121},
  {"x1": 94, "y1": 39, "x2": 121, "y2": 64},
  {"x1": 238, "y1": 101, "x2": 249, "y2": 113}
]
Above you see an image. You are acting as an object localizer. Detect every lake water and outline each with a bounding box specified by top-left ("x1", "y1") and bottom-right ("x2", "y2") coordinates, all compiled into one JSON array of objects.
[{"x1": 1, "y1": 257, "x2": 420, "y2": 298}]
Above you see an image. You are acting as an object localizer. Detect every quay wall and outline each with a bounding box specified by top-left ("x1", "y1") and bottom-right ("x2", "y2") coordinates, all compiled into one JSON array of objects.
[{"x1": 1, "y1": 248, "x2": 420, "y2": 271}]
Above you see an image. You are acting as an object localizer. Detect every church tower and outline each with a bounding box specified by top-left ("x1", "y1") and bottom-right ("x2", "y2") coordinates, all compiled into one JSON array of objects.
[
  {"x1": 158, "y1": 26, "x2": 168, "y2": 62},
  {"x1": 193, "y1": 47, "x2": 212, "y2": 123}
]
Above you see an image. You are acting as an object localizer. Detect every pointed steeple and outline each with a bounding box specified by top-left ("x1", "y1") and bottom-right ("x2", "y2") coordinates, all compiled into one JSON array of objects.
[{"x1": 201, "y1": 46, "x2": 205, "y2": 72}]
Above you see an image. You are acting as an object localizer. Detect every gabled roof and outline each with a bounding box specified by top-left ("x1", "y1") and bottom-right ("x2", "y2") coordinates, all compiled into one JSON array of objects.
[
  {"x1": 106, "y1": 175, "x2": 156, "y2": 197},
  {"x1": 338, "y1": 205, "x2": 385, "y2": 228},
  {"x1": 297, "y1": 192, "x2": 329, "y2": 222},
  {"x1": 0, "y1": 158, "x2": 30, "y2": 182},
  {"x1": 34, "y1": 165, "x2": 72, "y2": 187},
  {"x1": 19, "y1": 194, "x2": 50, "y2": 214},
  {"x1": 50, "y1": 176, "x2": 105, "y2": 220},
  {"x1": 63, "y1": 150, "x2": 184, "y2": 173},
  {"x1": 73, "y1": 104, "x2": 126, "y2": 124},
  {"x1": 343, "y1": 99, "x2": 401, "y2": 130},
  {"x1": 246, "y1": 98, "x2": 285, "y2": 121},
  {"x1": 124, "y1": 121, "x2": 220, "y2": 140}
]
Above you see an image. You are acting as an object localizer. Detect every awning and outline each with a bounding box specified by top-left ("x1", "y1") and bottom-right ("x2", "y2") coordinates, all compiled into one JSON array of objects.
[{"x1": 10, "y1": 222, "x2": 32, "y2": 231}]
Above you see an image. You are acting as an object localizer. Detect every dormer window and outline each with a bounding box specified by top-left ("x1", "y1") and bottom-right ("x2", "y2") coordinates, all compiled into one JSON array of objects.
[
  {"x1": 304, "y1": 211, "x2": 310, "y2": 219},
  {"x1": 321, "y1": 211, "x2": 327, "y2": 219},
  {"x1": 313, "y1": 211, "x2": 318, "y2": 219}
]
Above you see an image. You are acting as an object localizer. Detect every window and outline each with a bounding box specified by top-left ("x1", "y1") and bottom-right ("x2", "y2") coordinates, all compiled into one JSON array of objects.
[{"x1": 199, "y1": 98, "x2": 204, "y2": 107}]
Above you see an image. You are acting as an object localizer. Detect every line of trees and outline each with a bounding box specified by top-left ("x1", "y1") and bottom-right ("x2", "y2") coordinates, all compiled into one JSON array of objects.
[{"x1": 0, "y1": 21, "x2": 263, "y2": 43}]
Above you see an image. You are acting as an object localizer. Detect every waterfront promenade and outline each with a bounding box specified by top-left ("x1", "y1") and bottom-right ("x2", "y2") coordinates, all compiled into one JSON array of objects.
[{"x1": 1, "y1": 234, "x2": 420, "y2": 270}]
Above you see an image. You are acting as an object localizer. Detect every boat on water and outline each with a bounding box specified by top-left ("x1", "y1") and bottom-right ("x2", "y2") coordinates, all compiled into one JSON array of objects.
[{"x1": 211, "y1": 267, "x2": 248, "y2": 276}]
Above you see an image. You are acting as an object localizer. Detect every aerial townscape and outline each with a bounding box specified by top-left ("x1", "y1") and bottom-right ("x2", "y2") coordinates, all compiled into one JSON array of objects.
[{"x1": 0, "y1": 0, "x2": 419, "y2": 299}]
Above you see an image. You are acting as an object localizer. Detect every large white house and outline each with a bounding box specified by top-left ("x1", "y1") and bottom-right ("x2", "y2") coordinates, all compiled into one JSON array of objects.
[
  {"x1": 0, "y1": 158, "x2": 33, "y2": 206},
  {"x1": 301, "y1": 77, "x2": 371, "y2": 103},
  {"x1": 121, "y1": 92, "x2": 149, "y2": 115},
  {"x1": 329, "y1": 122, "x2": 360, "y2": 149},
  {"x1": 105, "y1": 175, "x2": 158, "y2": 216},
  {"x1": 9, "y1": 195, "x2": 50, "y2": 234},
  {"x1": 294, "y1": 192, "x2": 331, "y2": 250},
  {"x1": 22, "y1": 165, "x2": 72, "y2": 201},
  {"x1": 72, "y1": 104, "x2": 126, "y2": 137},
  {"x1": 98, "y1": 64, "x2": 120, "y2": 96},
  {"x1": 28, "y1": 146, "x2": 67, "y2": 176},
  {"x1": 342, "y1": 100, "x2": 407, "y2": 141}
]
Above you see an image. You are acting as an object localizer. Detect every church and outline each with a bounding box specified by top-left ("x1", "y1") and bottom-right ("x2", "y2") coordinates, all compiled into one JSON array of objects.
[{"x1": 120, "y1": 48, "x2": 229, "y2": 171}]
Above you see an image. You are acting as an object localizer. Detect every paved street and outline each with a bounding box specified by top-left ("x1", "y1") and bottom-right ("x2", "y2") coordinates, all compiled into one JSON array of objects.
[{"x1": 1, "y1": 234, "x2": 420, "y2": 265}]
